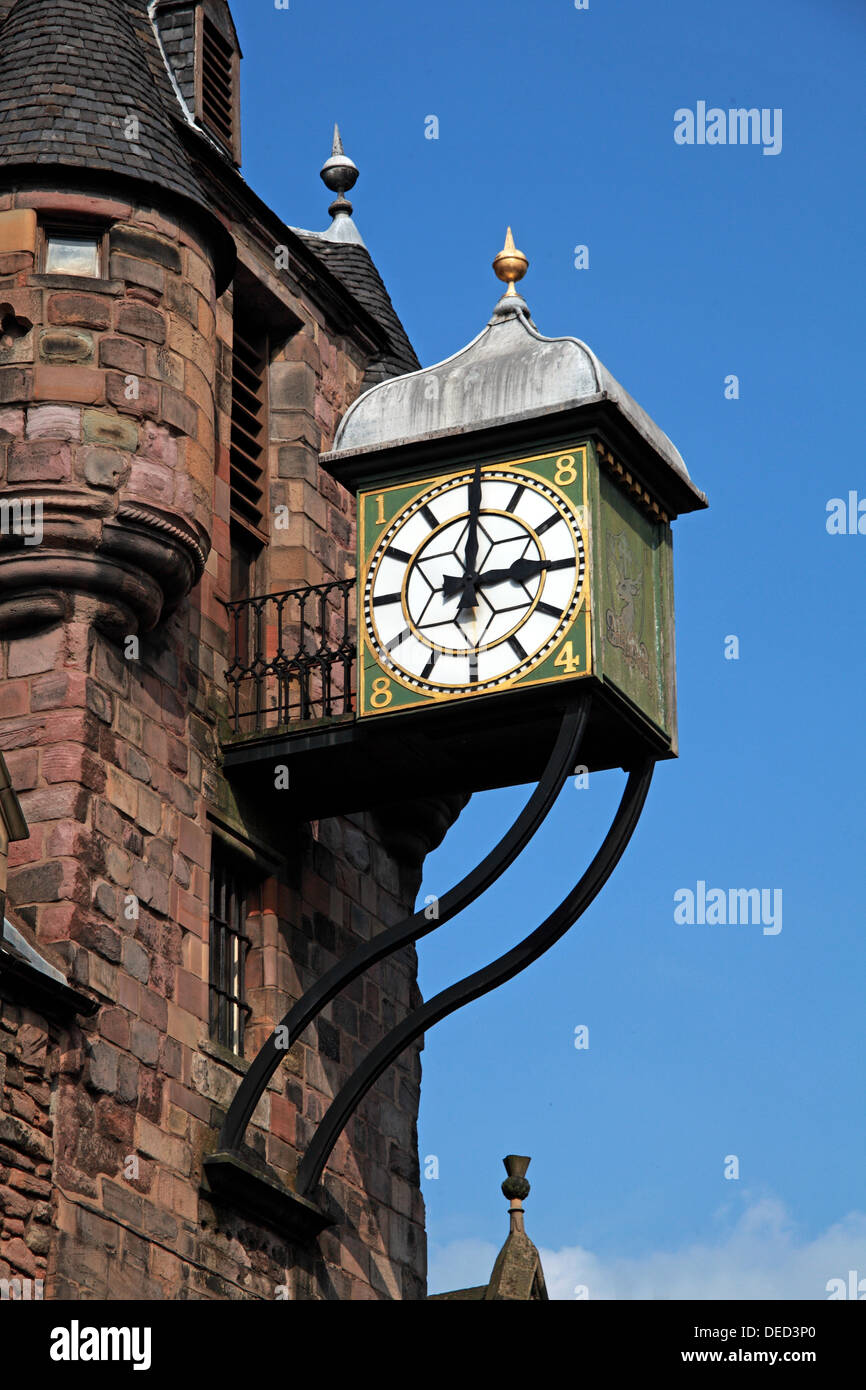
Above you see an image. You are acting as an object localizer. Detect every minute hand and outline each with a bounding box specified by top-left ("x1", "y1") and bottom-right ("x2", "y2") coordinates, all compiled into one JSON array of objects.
[{"x1": 453, "y1": 460, "x2": 483, "y2": 608}]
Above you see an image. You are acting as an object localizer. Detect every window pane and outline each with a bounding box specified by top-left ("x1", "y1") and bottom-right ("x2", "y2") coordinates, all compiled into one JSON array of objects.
[
  {"x1": 208, "y1": 848, "x2": 252, "y2": 1054},
  {"x1": 45, "y1": 235, "x2": 100, "y2": 277}
]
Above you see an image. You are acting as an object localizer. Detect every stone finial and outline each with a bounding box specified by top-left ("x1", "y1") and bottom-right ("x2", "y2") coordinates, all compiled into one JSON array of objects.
[
  {"x1": 501, "y1": 1154, "x2": 531, "y2": 1235},
  {"x1": 320, "y1": 123, "x2": 359, "y2": 220}
]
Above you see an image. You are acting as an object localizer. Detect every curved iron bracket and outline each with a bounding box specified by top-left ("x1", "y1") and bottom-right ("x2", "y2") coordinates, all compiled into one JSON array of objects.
[
  {"x1": 295, "y1": 756, "x2": 653, "y2": 1196},
  {"x1": 205, "y1": 695, "x2": 653, "y2": 1239},
  {"x1": 216, "y1": 697, "x2": 590, "y2": 1155}
]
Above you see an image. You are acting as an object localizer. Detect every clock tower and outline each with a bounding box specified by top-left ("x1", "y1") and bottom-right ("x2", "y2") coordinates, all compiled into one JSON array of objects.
[
  {"x1": 209, "y1": 231, "x2": 707, "y2": 1241},
  {"x1": 320, "y1": 230, "x2": 707, "y2": 798}
]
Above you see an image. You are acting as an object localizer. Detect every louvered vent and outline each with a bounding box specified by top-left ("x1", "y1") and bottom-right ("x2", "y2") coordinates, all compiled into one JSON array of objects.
[
  {"x1": 230, "y1": 325, "x2": 268, "y2": 538},
  {"x1": 201, "y1": 14, "x2": 235, "y2": 151}
]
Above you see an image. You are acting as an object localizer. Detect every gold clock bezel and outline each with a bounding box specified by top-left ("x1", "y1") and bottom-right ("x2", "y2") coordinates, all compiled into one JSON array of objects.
[{"x1": 359, "y1": 454, "x2": 591, "y2": 711}]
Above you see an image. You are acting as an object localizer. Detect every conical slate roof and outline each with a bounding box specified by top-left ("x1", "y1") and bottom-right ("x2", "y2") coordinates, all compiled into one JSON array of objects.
[
  {"x1": 0, "y1": 0, "x2": 213, "y2": 215},
  {"x1": 295, "y1": 233, "x2": 420, "y2": 382}
]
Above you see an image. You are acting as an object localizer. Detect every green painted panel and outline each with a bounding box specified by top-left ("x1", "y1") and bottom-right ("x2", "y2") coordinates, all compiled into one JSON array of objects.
[{"x1": 594, "y1": 468, "x2": 676, "y2": 740}]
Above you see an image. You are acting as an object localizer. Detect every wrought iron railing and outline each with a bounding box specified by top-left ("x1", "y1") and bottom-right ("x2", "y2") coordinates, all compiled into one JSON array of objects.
[{"x1": 224, "y1": 580, "x2": 356, "y2": 735}]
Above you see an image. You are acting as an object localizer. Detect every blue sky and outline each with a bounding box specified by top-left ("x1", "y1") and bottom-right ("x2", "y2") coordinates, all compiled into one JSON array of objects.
[{"x1": 234, "y1": 0, "x2": 866, "y2": 1297}]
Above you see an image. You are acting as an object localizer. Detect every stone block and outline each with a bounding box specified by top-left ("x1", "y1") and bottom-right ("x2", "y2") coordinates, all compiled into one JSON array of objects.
[
  {"x1": 269, "y1": 361, "x2": 316, "y2": 412},
  {"x1": 33, "y1": 365, "x2": 104, "y2": 405},
  {"x1": 0, "y1": 368, "x2": 32, "y2": 404},
  {"x1": 47, "y1": 294, "x2": 111, "y2": 331},
  {"x1": 0, "y1": 1114, "x2": 51, "y2": 1163},
  {"x1": 106, "y1": 766, "x2": 138, "y2": 821},
  {"x1": 122, "y1": 938, "x2": 150, "y2": 984},
  {"x1": 0, "y1": 405, "x2": 24, "y2": 437},
  {"x1": 136, "y1": 787, "x2": 162, "y2": 836},
  {"x1": 81, "y1": 446, "x2": 129, "y2": 490},
  {"x1": 109, "y1": 253, "x2": 165, "y2": 296},
  {"x1": 184, "y1": 249, "x2": 213, "y2": 299},
  {"x1": 161, "y1": 385, "x2": 197, "y2": 437},
  {"x1": 0, "y1": 210, "x2": 37, "y2": 256},
  {"x1": 92, "y1": 881, "x2": 116, "y2": 919},
  {"x1": 86, "y1": 1040, "x2": 118, "y2": 1095},
  {"x1": 116, "y1": 1053, "x2": 139, "y2": 1105},
  {"x1": 109, "y1": 226, "x2": 182, "y2": 274},
  {"x1": 98, "y1": 337, "x2": 146, "y2": 376},
  {"x1": 130, "y1": 1021, "x2": 159, "y2": 1067},
  {"x1": 115, "y1": 302, "x2": 166, "y2": 345},
  {"x1": 18, "y1": 784, "x2": 89, "y2": 824},
  {"x1": 276, "y1": 443, "x2": 317, "y2": 482},
  {"x1": 7, "y1": 626, "x2": 65, "y2": 677},
  {"x1": 135, "y1": 1117, "x2": 189, "y2": 1174},
  {"x1": 38, "y1": 329, "x2": 94, "y2": 364},
  {"x1": 123, "y1": 458, "x2": 174, "y2": 507},
  {"x1": 82, "y1": 409, "x2": 138, "y2": 451},
  {"x1": 164, "y1": 277, "x2": 196, "y2": 321},
  {"x1": 137, "y1": 420, "x2": 178, "y2": 467},
  {"x1": 150, "y1": 343, "x2": 184, "y2": 390},
  {"x1": 105, "y1": 371, "x2": 159, "y2": 418},
  {"x1": 166, "y1": 1002, "x2": 199, "y2": 1051},
  {"x1": 7, "y1": 439, "x2": 72, "y2": 483},
  {"x1": 26, "y1": 404, "x2": 80, "y2": 440},
  {"x1": 2, "y1": 1236, "x2": 39, "y2": 1277}
]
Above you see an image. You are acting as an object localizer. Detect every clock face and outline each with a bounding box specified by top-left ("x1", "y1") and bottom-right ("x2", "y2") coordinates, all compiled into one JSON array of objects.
[{"x1": 360, "y1": 454, "x2": 590, "y2": 709}]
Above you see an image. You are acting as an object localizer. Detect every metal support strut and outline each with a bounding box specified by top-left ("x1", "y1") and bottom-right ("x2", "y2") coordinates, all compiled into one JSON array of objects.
[
  {"x1": 217, "y1": 697, "x2": 590, "y2": 1155},
  {"x1": 295, "y1": 755, "x2": 653, "y2": 1196},
  {"x1": 211, "y1": 693, "x2": 653, "y2": 1229}
]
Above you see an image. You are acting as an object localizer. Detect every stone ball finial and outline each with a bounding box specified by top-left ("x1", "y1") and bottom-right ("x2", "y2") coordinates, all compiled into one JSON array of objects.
[{"x1": 501, "y1": 1153, "x2": 531, "y2": 1202}]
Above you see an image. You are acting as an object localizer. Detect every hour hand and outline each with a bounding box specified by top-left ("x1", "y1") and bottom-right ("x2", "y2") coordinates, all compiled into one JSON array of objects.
[{"x1": 442, "y1": 556, "x2": 552, "y2": 600}]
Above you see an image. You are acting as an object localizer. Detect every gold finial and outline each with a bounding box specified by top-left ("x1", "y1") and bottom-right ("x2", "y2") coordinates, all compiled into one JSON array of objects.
[{"x1": 492, "y1": 227, "x2": 529, "y2": 297}]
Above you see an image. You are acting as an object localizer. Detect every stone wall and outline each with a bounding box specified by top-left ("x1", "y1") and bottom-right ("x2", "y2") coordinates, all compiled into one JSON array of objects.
[
  {"x1": 0, "y1": 999, "x2": 54, "y2": 1290},
  {"x1": 0, "y1": 184, "x2": 430, "y2": 1299}
]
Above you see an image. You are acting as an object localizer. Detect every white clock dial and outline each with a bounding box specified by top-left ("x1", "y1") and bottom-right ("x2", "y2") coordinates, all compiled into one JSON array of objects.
[{"x1": 364, "y1": 467, "x2": 586, "y2": 696}]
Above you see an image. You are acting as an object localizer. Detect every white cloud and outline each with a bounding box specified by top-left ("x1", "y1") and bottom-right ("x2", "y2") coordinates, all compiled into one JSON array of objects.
[{"x1": 428, "y1": 1199, "x2": 866, "y2": 1300}]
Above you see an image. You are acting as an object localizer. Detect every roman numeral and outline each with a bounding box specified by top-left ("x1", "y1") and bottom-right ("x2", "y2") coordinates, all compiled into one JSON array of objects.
[
  {"x1": 536, "y1": 514, "x2": 562, "y2": 536},
  {"x1": 468, "y1": 652, "x2": 479, "y2": 682},
  {"x1": 386, "y1": 628, "x2": 412, "y2": 652},
  {"x1": 420, "y1": 505, "x2": 438, "y2": 528},
  {"x1": 421, "y1": 652, "x2": 438, "y2": 681},
  {"x1": 386, "y1": 546, "x2": 411, "y2": 562},
  {"x1": 506, "y1": 485, "x2": 524, "y2": 514},
  {"x1": 373, "y1": 593, "x2": 402, "y2": 607},
  {"x1": 508, "y1": 636, "x2": 527, "y2": 660},
  {"x1": 536, "y1": 601, "x2": 562, "y2": 618}
]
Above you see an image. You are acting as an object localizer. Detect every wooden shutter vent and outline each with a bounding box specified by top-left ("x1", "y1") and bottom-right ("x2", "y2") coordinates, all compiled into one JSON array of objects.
[
  {"x1": 201, "y1": 14, "x2": 235, "y2": 151},
  {"x1": 230, "y1": 323, "x2": 268, "y2": 538}
]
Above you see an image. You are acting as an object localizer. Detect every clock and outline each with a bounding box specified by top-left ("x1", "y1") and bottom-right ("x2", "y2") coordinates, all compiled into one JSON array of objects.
[{"x1": 358, "y1": 446, "x2": 592, "y2": 717}]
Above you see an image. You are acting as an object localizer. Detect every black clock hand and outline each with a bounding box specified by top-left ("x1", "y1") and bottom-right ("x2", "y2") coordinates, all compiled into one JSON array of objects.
[
  {"x1": 458, "y1": 461, "x2": 483, "y2": 608},
  {"x1": 443, "y1": 555, "x2": 571, "y2": 600}
]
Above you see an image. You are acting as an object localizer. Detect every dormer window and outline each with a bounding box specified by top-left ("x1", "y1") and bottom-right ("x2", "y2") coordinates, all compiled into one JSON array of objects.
[
  {"x1": 196, "y1": 2, "x2": 241, "y2": 164},
  {"x1": 153, "y1": 1, "x2": 241, "y2": 164}
]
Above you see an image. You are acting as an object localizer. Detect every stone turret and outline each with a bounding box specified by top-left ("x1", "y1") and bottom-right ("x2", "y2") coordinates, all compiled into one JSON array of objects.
[{"x1": 0, "y1": 0, "x2": 234, "y2": 638}]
